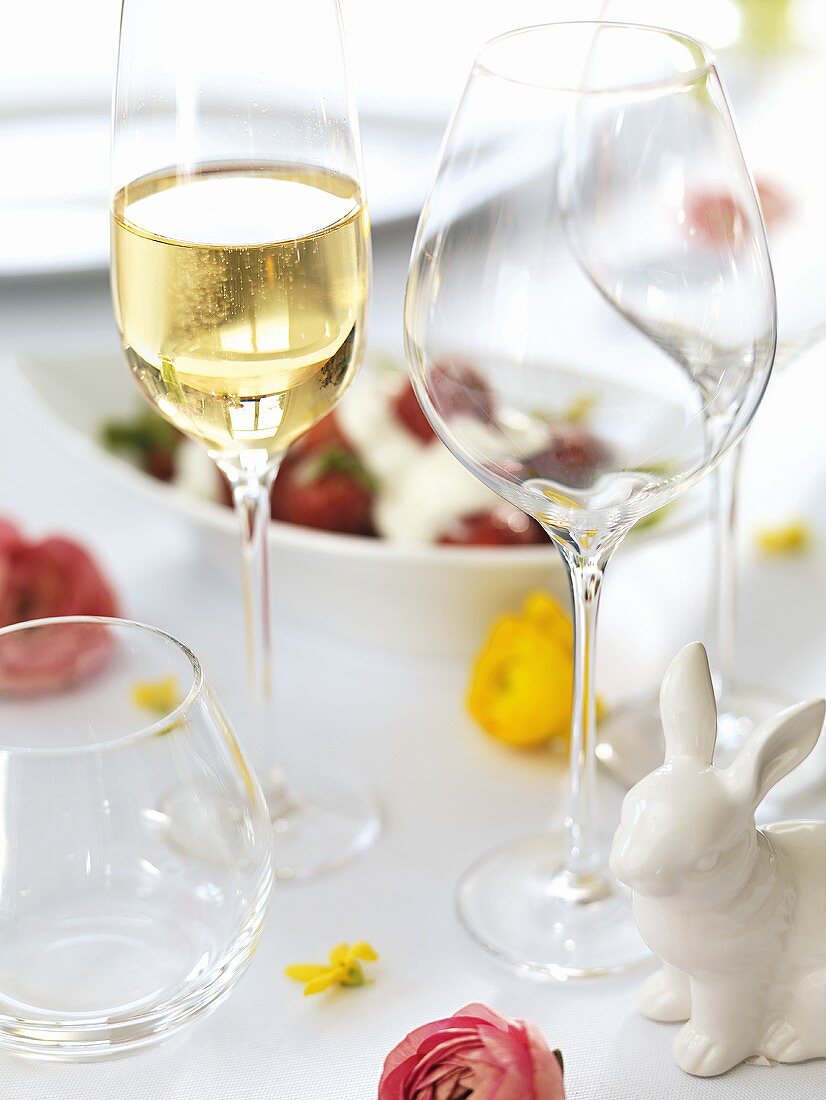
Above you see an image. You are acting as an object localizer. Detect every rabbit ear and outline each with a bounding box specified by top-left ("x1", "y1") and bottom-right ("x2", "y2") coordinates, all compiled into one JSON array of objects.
[
  {"x1": 726, "y1": 699, "x2": 826, "y2": 808},
  {"x1": 659, "y1": 642, "x2": 717, "y2": 764}
]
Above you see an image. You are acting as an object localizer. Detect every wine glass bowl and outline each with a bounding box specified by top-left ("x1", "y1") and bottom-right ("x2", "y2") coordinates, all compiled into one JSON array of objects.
[
  {"x1": 406, "y1": 23, "x2": 774, "y2": 550},
  {"x1": 405, "y1": 21, "x2": 776, "y2": 977},
  {"x1": 0, "y1": 617, "x2": 273, "y2": 1060},
  {"x1": 110, "y1": 164, "x2": 368, "y2": 463}
]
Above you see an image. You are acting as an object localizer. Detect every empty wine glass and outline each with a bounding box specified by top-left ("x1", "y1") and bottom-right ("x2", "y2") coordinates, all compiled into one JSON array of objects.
[
  {"x1": 404, "y1": 22, "x2": 776, "y2": 976},
  {"x1": 590, "y1": 0, "x2": 826, "y2": 772},
  {"x1": 110, "y1": 0, "x2": 378, "y2": 877},
  {"x1": 0, "y1": 617, "x2": 272, "y2": 1060}
]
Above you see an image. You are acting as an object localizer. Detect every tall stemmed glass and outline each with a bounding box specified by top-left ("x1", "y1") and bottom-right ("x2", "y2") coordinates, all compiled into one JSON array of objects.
[
  {"x1": 405, "y1": 22, "x2": 776, "y2": 976},
  {"x1": 111, "y1": 0, "x2": 377, "y2": 878},
  {"x1": 591, "y1": 0, "x2": 826, "y2": 767}
]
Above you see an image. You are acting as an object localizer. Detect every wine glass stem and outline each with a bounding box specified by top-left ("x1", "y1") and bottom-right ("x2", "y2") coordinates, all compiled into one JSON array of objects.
[
  {"x1": 229, "y1": 462, "x2": 280, "y2": 704},
  {"x1": 710, "y1": 444, "x2": 742, "y2": 703},
  {"x1": 559, "y1": 545, "x2": 612, "y2": 893}
]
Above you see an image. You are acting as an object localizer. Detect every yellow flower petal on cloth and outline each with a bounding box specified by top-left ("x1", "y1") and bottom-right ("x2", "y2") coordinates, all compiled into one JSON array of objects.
[
  {"x1": 468, "y1": 591, "x2": 573, "y2": 748},
  {"x1": 131, "y1": 675, "x2": 181, "y2": 715},
  {"x1": 329, "y1": 943, "x2": 352, "y2": 966},
  {"x1": 303, "y1": 969, "x2": 348, "y2": 996},
  {"x1": 350, "y1": 942, "x2": 379, "y2": 962},
  {"x1": 756, "y1": 521, "x2": 812, "y2": 556},
  {"x1": 285, "y1": 942, "x2": 379, "y2": 995},
  {"x1": 284, "y1": 964, "x2": 329, "y2": 982}
]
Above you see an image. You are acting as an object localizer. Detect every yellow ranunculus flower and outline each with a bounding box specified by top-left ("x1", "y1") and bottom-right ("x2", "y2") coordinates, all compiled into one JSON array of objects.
[{"x1": 468, "y1": 592, "x2": 573, "y2": 749}]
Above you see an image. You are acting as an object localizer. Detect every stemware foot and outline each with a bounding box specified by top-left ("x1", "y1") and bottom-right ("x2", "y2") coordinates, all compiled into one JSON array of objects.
[
  {"x1": 456, "y1": 832, "x2": 650, "y2": 979},
  {"x1": 714, "y1": 682, "x2": 794, "y2": 766},
  {"x1": 598, "y1": 680, "x2": 794, "y2": 787},
  {"x1": 597, "y1": 696, "x2": 668, "y2": 789},
  {"x1": 162, "y1": 764, "x2": 380, "y2": 879},
  {"x1": 262, "y1": 763, "x2": 381, "y2": 880}
]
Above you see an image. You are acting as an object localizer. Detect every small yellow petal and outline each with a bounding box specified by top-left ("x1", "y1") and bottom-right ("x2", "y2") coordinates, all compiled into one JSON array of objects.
[
  {"x1": 131, "y1": 676, "x2": 181, "y2": 716},
  {"x1": 286, "y1": 942, "x2": 378, "y2": 995},
  {"x1": 562, "y1": 393, "x2": 598, "y2": 424},
  {"x1": 328, "y1": 943, "x2": 351, "y2": 966},
  {"x1": 350, "y1": 941, "x2": 378, "y2": 962},
  {"x1": 303, "y1": 968, "x2": 347, "y2": 996},
  {"x1": 284, "y1": 964, "x2": 329, "y2": 982},
  {"x1": 756, "y1": 521, "x2": 812, "y2": 557}
]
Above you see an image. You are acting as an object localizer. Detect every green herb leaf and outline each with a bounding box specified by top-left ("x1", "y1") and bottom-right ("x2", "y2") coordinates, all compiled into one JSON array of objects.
[
  {"x1": 300, "y1": 446, "x2": 377, "y2": 492},
  {"x1": 101, "y1": 406, "x2": 181, "y2": 461}
]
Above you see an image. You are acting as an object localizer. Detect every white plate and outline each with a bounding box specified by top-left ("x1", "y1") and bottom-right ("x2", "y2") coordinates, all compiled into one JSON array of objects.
[{"x1": 0, "y1": 110, "x2": 445, "y2": 279}]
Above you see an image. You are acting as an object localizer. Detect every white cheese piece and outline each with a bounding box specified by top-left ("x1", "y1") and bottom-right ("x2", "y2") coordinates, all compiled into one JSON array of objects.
[
  {"x1": 173, "y1": 438, "x2": 221, "y2": 501},
  {"x1": 375, "y1": 442, "x2": 502, "y2": 543},
  {"x1": 338, "y1": 379, "x2": 550, "y2": 543}
]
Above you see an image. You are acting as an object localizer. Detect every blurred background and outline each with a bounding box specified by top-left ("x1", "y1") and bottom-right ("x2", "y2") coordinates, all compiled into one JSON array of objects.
[{"x1": 2, "y1": 0, "x2": 822, "y2": 288}]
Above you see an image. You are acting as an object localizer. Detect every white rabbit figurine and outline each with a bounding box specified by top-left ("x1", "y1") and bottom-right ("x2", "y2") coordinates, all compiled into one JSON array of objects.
[{"x1": 610, "y1": 641, "x2": 826, "y2": 1078}]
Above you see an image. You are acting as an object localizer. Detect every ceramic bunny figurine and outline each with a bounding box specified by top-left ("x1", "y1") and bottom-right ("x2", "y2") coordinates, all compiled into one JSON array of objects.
[{"x1": 610, "y1": 641, "x2": 826, "y2": 1078}]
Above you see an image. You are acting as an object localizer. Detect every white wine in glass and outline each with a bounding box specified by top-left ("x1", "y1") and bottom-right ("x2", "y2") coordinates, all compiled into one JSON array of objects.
[
  {"x1": 112, "y1": 164, "x2": 367, "y2": 458},
  {"x1": 111, "y1": 0, "x2": 377, "y2": 878}
]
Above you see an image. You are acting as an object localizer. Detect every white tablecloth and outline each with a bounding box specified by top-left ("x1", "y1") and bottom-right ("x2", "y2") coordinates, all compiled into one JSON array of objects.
[{"x1": 1, "y1": 223, "x2": 826, "y2": 1098}]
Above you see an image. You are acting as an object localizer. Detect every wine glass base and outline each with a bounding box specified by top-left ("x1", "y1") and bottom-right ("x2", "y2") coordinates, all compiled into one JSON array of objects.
[
  {"x1": 597, "y1": 697, "x2": 664, "y2": 789},
  {"x1": 456, "y1": 833, "x2": 651, "y2": 979},
  {"x1": 714, "y1": 683, "x2": 793, "y2": 767},
  {"x1": 161, "y1": 764, "x2": 380, "y2": 881},
  {"x1": 261, "y1": 763, "x2": 381, "y2": 881},
  {"x1": 598, "y1": 680, "x2": 794, "y2": 787}
]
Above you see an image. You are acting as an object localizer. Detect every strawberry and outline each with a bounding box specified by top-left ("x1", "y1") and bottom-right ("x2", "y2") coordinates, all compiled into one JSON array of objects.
[
  {"x1": 392, "y1": 361, "x2": 494, "y2": 443},
  {"x1": 144, "y1": 449, "x2": 177, "y2": 482},
  {"x1": 429, "y1": 358, "x2": 494, "y2": 423},
  {"x1": 522, "y1": 424, "x2": 611, "y2": 490},
  {"x1": 290, "y1": 410, "x2": 350, "y2": 457},
  {"x1": 391, "y1": 380, "x2": 436, "y2": 443},
  {"x1": 439, "y1": 507, "x2": 545, "y2": 547},
  {"x1": 270, "y1": 447, "x2": 376, "y2": 536}
]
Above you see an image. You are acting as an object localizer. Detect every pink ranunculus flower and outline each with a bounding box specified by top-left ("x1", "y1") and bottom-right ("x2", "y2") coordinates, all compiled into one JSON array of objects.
[
  {"x1": 378, "y1": 1003, "x2": 565, "y2": 1100},
  {"x1": 0, "y1": 520, "x2": 119, "y2": 695}
]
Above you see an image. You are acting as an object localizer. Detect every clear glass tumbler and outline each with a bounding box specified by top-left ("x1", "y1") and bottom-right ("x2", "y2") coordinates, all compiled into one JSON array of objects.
[{"x1": 0, "y1": 617, "x2": 273, "y2": 1060}]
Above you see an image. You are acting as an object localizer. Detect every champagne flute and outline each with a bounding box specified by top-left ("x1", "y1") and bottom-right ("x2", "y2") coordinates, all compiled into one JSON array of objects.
[
  {"x1": 111, "y1": 0, "x2": 378, "y2": 878},
  {"x1": 405, "y1": 22, "x2": 776, "y2": 976},
  {"x1": 590, "y1": 0, "x2": 826, "y2": 771}
]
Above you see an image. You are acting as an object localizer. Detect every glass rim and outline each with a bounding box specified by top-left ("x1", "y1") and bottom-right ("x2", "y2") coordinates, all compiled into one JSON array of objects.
[
  {"x1": 473, "y1": 21, "x2": 714, "y2": 95},
  {"x1": 0, "y1": 615, "x2": 205, "y2": 756}
]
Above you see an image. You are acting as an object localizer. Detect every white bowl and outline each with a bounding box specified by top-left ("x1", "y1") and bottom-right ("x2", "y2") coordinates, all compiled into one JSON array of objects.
[{"x1": 5, "y1": 349, "x2": 702, "y2": 656}]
